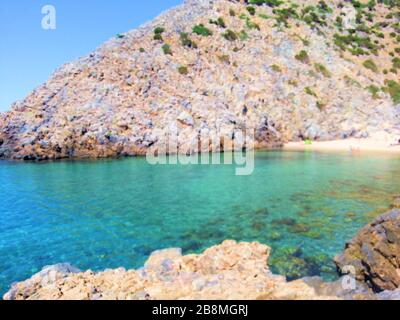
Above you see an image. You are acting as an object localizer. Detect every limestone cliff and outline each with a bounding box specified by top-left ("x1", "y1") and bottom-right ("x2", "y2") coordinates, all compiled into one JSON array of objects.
[{"x1": 0, "y1": 0, "x2": 399, "y2": 160}]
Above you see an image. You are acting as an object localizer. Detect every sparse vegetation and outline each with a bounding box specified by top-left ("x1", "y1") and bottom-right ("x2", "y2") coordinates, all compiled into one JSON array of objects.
[
  {"x1": 363, "y1": 59, "x2": 379, "y2": 73},
  {"x1": 180, "y1": 32, "x2": 197, "y2": 49},
  {"x1": 333, "y1": 33, "x2": 378, "y2": 56},
  {"x1": 383, "y1": 80, "x2": 400, "y2": 104},
  {"x1": 218, "y1": 54, "x2": 230, "y2": 64},
  {"x1": 271, "y1": 64, "x2": 282, "y2": 72},
  {"x1": 178, "y1": 66, "x2": 188, "y2": 75},
  {"x1": 246, "y1": 19, "x2": 260, "y2": 30},
  {"x1": 314, "y1": 63, "x2": 331, "y2": 77},
  {"x1": 222, "y1": 29, "x2": 238, "y2": 41},
  {"x1": 305, "y1": 87, "x2": 317, "y2": 97},
  {"x1": 273, "y1": 7, "x2": 299, "y2": 27},
  {"x1": 154, "y1": 27, "x2": 165, "y2": 35},
  {"x1": 239, "y1": 30, "x2": 249, "y2": 41},
  {"x1": 210, "y1": 17, "x2": 226, "y2": 28},
  {"x1": 295, "y1": 50, "x2": 310, "y2": 63},
  {"x1": 162, "y1": 44, "x2": 172, "y2": 55},
  {"x1": 153, "y1": 27, "x2": 165, "y2": 41},
  {"x1": 367, "y1": 85, "x2": 381, "y2": 99},
  {"x1": 393, "y1": 57, "x2": 400, "y2": 70},
  {"x1": 192, "y1": 24, "x2": 213, "y2": 36},
  {"x1": 246, "y1": 6, "x2": 256, "y2": 16},
  {"x1": 295, "y1": 34, "x2": 310, "y2": 46}
]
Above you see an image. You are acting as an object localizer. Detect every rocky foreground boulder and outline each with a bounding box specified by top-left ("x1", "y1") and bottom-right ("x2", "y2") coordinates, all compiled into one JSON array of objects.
[
  {"x1": 1, "y1": 0, "x2": 400, "y2": 160},
  {"x1": 3, "y1": 241, "x2": 336, "y2": 300},
  {"x1": 4, "y1": 239, "x2": 399, "y2": 300},
  {"x1": 335, "y1": 208, "x2": 400, "y2": 292}
]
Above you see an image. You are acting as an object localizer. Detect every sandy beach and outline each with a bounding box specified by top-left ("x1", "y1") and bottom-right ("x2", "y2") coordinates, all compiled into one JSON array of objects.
[{"x1": 284, "y1": 137, "x2": 400, "y2": 154}]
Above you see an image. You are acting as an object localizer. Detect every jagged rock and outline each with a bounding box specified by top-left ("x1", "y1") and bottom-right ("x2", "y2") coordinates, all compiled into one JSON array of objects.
[
  {"x1": 5, "y1": 238, "x2": 400, "y2": 301},
  {"x1": 3, "y1": 240, "x2": 339, "y2": 300},
  {"x1": 334, "y1": 209, "x2": 400, "y2": 292},
  {"x1": 3, "y1": 264, "x2": 81, "y2": 300}
]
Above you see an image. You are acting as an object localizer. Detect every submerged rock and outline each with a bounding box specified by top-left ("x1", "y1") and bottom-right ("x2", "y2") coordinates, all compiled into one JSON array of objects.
[{"x1": 334, "y1": 209, "x2": 400, "y2": 292}]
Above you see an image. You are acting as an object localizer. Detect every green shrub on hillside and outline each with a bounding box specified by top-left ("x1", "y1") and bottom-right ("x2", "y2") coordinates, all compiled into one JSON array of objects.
[
  {"x1": 314, "y1": 63, "x2": 331, "y2": 77},
  {"x1": 246, "y1": 6, "x2": 256, "y2": 16},
  {"x1": 271, "y1": 64, "x2": 282, "y2": 72},
  {"x1": 393, "y1": 57, "x2": 400, "y2": 69},
  {"x1": 222, "y1": 29, "x2": 238, "y2": 41},
  {"x1": 153, "y1": 27, "x2": 165, "y2": 41},
  {"x1": 218, "y1": 54, "x2": 230, "y2": 64},
  {"x1": 383, "y1": 80, "x2": 400, "y2": 104},
  {"x1": 305, "y1": 87, "x2": 317, "y2": 97},
  {"x1": 178, "y1": 66, "x2": 188, "y2": 75},
  {"x1": 180, "y1": 32, "x2": 198, "y2": 48},
  {"x1": 246, "y1": 19, "x2": 260, "y2": 30},
  {"x1": 366, "y1": 85, "x2": 381, "y2": 99},
  {"x1": 239, "y1": 30, "x2": 249, "y2": 41},
  {"x1": 333, "y1": 33, "x2": 378, "y2": 55},
  {"x1": 295, "y1": 50, "x2": 310, "y2": 63},
  {"x1": 192, "y1": 24, "x2": 213, "y2": 36},
  {"x1": 210, "y1": 17, "x2": 226, "y2": 28},
  {"x1": 363, "y1": 59, "x2": 379, "y2": 73},
  {"x1": 154, "y1": 27, "x2": 165, "y2": 35},
  {"x1": 162, "y1": 44, "x2": 172, "y2": 55},
  {"x1": 273, "y1": 7, "x2": 299, "y2": 27}
]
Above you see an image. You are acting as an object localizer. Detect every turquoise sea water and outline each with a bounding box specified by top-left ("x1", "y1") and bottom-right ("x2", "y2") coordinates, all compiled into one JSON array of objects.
[{"x1": 0, "y1": 151, "x2": 399, "y2": 295}]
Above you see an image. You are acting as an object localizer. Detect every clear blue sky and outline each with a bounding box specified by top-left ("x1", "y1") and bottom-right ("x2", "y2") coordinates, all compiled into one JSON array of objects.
[{"x1": 0, "y1": 0, "x2": 182, "y2": 111}]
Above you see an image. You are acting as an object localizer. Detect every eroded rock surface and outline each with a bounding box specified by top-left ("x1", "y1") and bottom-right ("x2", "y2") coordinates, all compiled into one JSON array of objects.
[
  {"x1": 335, "y1": 209, "x2": 400, "y2": 292},
  {"x1": 4, "y1": 240, "x2": 342, "y2": 300},
  {"x1": 5, "y1": 239, "x2": 400, "y2": 301}
]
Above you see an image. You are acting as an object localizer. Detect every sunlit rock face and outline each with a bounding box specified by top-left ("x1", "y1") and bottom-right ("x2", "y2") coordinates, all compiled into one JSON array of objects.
[
  {"x1": 1, "y1": 240, "x2": 340, "y2": 300},
  {"x1": 335, "y1": 209, "x2": 400, "y2": 292},
  {"x1": 0, "y1": 0, "x2": 399, "y2": 160},
  {"x1": 3, "y1": 236, "x2": 399, "y2": 300}
]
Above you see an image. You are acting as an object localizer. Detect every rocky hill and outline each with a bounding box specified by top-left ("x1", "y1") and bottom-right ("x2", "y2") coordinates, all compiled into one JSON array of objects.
[{"x1": 0, "y1": 0, "x2": 399, "y2": 160}]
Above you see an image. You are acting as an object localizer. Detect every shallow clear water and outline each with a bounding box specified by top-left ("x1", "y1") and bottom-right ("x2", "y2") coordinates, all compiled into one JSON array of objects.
[{"x1": 0, "y1": 151, "x2": 399, "y2": 295}]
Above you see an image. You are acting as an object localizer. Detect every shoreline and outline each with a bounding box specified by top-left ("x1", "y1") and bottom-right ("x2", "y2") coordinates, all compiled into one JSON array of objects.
[
  {"x1": 283, "y1": 138, "x2": 400, "y2": 155},
  {"x1": 1, "y1": 138, "x2": 400, "y2": 163}
]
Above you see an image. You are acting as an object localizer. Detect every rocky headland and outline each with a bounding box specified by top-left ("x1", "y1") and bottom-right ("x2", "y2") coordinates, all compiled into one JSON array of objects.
[
  {"x1": 335, "y1": 208, "x2": 400, "y2": 292},
  {"x1": 4, "y1": 203, "x2": 400, "y2": 300},
  {"x1": 0, "y1": 0, "x2": 399, "y2": 160}
]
